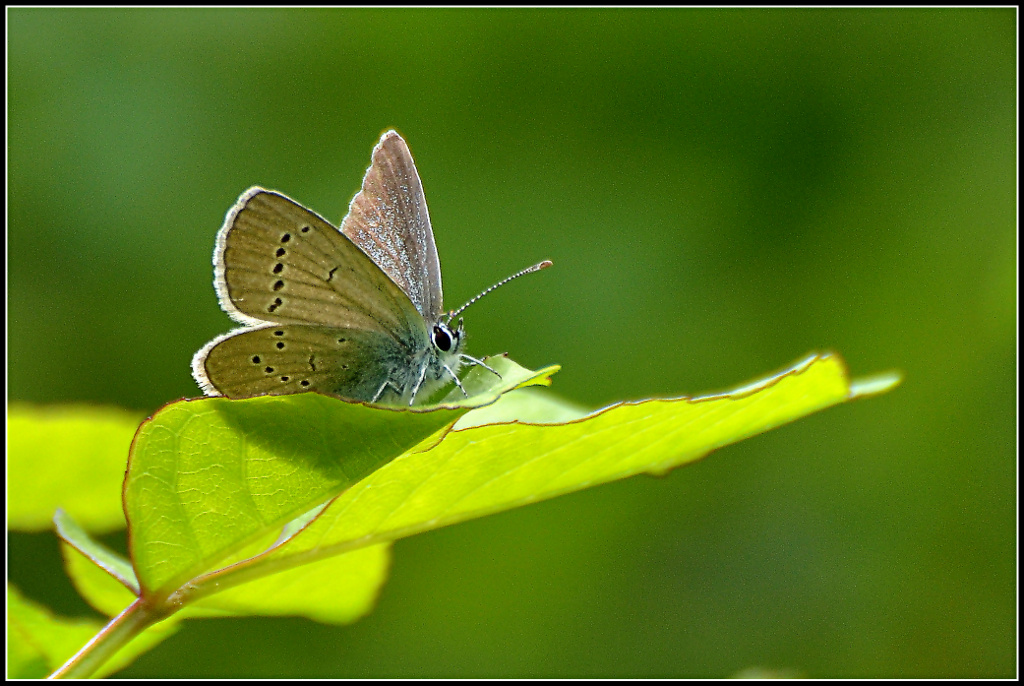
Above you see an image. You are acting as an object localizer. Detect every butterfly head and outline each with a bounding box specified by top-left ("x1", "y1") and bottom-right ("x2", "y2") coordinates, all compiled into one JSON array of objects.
[{"x1": 431, "y1": 317, "x2": 465, "y2": 357}]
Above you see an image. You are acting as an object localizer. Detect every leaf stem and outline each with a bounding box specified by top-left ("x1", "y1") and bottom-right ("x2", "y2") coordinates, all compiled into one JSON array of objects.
[{"x1": 48, "y1": 597, "x2": 162, "y2": 679}]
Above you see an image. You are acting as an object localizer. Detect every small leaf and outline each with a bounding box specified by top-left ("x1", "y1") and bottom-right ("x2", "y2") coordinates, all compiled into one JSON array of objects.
[
  {"x1": 6, "y1": 584, "x2": 176, "y2": 679},
  {"x1": 63, "y1": 542, "x2": 140, "y2": 618},
  {"x1": 7, "y1": 585, "x2": 101, "y2": 679},
  {"x1": 55, "y1": 509, "x2": 139, "y2": 595},
  {"x1": 7, "y1": 404, "x2": 143, "y2": 532}
]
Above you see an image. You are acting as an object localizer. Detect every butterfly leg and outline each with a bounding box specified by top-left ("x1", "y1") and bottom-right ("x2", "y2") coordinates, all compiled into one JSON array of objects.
[
  {"x1": 460, "y1": 354, "x2": 502, "y2": 379},
  {"x1": 371, "y1": 379, "x2": 403, "y2": 404},
  {"x1": 408, "y1": 362, "x2": 430, "y2": 406},
  {"x1": 442, "y1": 364, "x2": 469, "y2": 397}
]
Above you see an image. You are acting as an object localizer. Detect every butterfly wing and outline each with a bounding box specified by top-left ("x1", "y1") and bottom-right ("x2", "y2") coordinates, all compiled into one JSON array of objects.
[
  {"x1": 213, "y1": 187, "x2": 427, "y2": 342},
  {"x1": 195, "y1": 187, "x2": 432, "y2": 400},
  {"x1": 192, "y1": 324, "x2": 411, "y2": 401},
  {"x1": 340, "y1": 130, "x2": 444, "y2": 321}
]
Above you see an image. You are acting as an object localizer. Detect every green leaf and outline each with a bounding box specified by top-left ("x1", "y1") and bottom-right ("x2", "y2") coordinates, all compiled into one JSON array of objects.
[
  {"x1": 55, "y1": 508, "x2": 139, "y2": 596},
  {"x1": 43, "y1": 352, "x2": 900, "y2": 678},
  {"x1": 849, "y1": 370, "x2": 904, "y2": 399},
  {"x1": 246, "y1": 353, "x2": 899, "y2": 569},
  {"x1": 7, "y1": 404, "x2": 144, "y2": 532},
  {"x1": 61, "y1": 526, "x2": 390, "y2": 625},
  {"x1": 187, "y1": 544, "x2": 392, "y2": 624},
  {"x1": 454, "y1": 386, "x2": 590, "y2": 428},
  {"x1": 124, "y1": 356, "x2": 557, "y2": 596},
  {"x1": 7, "y1": 585, "x2": 102, "y2": 679},
  {"x1": 62, "y1": 541, "x2": 141, "y2": 618}
]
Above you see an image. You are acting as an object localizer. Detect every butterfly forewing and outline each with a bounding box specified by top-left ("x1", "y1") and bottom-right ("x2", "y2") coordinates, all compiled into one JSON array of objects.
[
  {"x1": 215, "y1": 188, "x2": 426, "y2": 341},
  {"x1": 341, "y1": 131, "x2": 444, "y2": 321},
  {"x1": 194, "y1": 324, "x2": 409, "y2": 400}
]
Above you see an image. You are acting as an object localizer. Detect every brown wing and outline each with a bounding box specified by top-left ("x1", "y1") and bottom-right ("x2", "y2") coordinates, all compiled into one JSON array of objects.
[
  {"x1": 340, "y1": 130, "x2": 444, "y2": 321},
  {"x1": 213, "y1": 187, "x2": 427, "y2": 346},
  {"x1": 192, "y1": 324, "x2": 410, "y2": 401}
]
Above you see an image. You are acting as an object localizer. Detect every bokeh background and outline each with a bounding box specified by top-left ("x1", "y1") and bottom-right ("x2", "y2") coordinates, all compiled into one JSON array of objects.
[{"x1": 7, "y1": 8, "x2": 1015, "y2": 678}]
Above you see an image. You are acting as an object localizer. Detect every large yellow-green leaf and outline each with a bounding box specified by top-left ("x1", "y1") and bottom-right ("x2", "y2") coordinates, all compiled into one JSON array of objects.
[
  {"x1": 41, "y1": 352, "x2": 899, "y2": 678},
  {"x1": 208, "y1": 353, "x2": 901, "y2": 580},
  {"x1": 185, "y1": 543, "x2": 391, "y2": 624}
]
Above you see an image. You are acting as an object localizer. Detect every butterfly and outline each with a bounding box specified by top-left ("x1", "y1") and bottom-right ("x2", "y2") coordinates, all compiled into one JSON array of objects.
[{"x1": 192, "y1": 130, "x2": 549, "y2": 405}]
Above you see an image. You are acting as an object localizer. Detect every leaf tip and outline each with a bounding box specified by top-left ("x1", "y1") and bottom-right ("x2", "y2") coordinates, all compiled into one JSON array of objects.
[{"x1": 849, "y1": 370, "x2": 903, "y2": 399}]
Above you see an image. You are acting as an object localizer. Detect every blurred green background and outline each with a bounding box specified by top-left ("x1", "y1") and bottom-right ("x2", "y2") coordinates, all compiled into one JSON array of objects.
[{"x1": 7, "y1": 8, "x2": 1015, "y2": 678}]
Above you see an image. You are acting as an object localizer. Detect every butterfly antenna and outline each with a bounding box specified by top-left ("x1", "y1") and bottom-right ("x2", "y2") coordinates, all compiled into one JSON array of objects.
[{"x1": 447, "y1": 260, "x2": 553, "y2": 323}]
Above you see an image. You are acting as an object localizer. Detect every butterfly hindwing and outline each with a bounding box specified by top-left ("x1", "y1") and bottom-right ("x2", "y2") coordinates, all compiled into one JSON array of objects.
[
  {"x1": 340, "y1": 131, "x2": 444, "y2": 321},
  {"x1": 193, "y1": 324, "x2": 413, "y2": 401}
]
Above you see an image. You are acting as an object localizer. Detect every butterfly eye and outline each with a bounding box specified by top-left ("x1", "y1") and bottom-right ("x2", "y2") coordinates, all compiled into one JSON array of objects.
[{"x1": 432, "y1": 325, "x2": 452, "y2": 352}]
